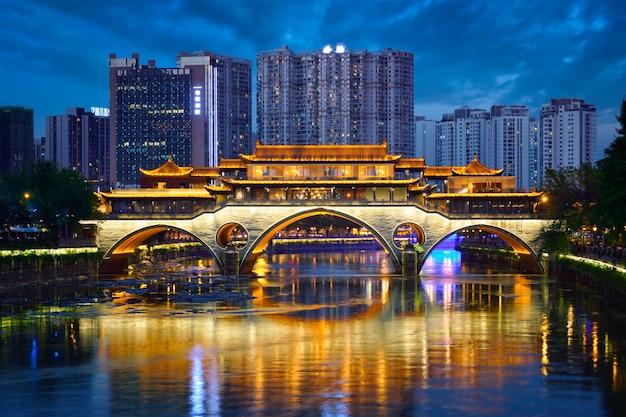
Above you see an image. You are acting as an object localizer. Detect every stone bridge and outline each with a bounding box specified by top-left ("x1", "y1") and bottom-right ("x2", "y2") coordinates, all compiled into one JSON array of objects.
[{"x1": 95, "y1": 202, "x2": 551, "y2": 275}]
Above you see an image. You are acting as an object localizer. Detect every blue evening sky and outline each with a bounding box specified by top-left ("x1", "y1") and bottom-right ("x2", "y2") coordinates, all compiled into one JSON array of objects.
[{"x1": 1, "y1": 0, "x2": 625, "y2": 160}]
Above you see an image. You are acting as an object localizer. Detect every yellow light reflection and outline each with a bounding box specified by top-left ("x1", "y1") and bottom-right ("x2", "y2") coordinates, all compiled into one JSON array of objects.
[{"x1": 541, "y1": 312, "x2": 550, "y2": 370}]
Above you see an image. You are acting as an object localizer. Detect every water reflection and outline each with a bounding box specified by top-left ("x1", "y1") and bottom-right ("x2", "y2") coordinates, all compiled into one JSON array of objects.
[{"x1": 0, "y1": 249, "x2": 625, "y2": 416}]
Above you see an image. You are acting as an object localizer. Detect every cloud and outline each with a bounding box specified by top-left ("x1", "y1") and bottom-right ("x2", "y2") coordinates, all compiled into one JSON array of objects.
[{"x1": 1, "y1": 0, "x2": 625, "y2": 158}]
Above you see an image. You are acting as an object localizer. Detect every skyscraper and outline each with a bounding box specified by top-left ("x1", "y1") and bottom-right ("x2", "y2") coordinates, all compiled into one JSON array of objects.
[
  {"x1": 415, "y1": 116, "x2": 437, "y2": 164},
  {"x1": 436, "y1": 107, "x2": 490, "y2": 166},
  {"x1": 256, "y1": 45, "x2": 415, "y2": 156},
  {"x1": 45, "y1": 107, "x2": 110, "y2": 188},
  {"x1": 177, "y1": 51, "x2": 253, "y2": 167},
  {"x1": 489, "y1": 105, "x2": 536, "y2": 190},
  {"x1": 539, "y1": 98, "x2": 597, "y2": 185},
  {"x1": 109, "y1": 52, "x2": 251, "y2": 187},
  {"x1": 0, "y1": 106, "x2": 34, "y2": 175},
  {"x1": 434, "y1": 105, "x2": 539, "y2": 191}
]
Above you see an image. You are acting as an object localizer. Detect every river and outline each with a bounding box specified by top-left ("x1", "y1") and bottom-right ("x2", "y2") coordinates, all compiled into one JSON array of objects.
[{"x1": 1, "y1": 248, "x2": 625, "y2": 417}]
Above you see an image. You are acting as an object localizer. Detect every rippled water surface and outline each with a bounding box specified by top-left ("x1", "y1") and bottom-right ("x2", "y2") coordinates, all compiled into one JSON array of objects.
[{"x1": 1, "y1": 249, "x2": 625, "y2": 416}]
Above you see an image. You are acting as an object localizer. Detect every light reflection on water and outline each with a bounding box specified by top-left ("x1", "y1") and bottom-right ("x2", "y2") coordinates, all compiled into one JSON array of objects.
[{"x1": 0, "y1": 248, "x2": 625, "y2": 416}]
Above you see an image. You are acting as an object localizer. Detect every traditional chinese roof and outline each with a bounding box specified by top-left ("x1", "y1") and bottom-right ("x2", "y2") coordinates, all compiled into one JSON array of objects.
[
  {"x1": 423, "y1": 166, "x2": 454, "y2": 177},
  {"x1": 451, "y1": 155, "x2": 504, "y2": 176},
  {"x1": 425, "y1": 191, "x2": 544, "y2": 199},
  {"x1": 240, "y1": 141, "x2": 401, "y2": 163},
  {"x1": 395, "y1": 157, "x2": 426, "y2": 169},
  {"x1": 221, "y1": 177, "x2": 420, "y2": 187},
  {"x1": 139, "y1": 157, "x2": 193, "y2": 177},
  {"x1": 205, "y1": 184, "x2": 232, "y2": 194},
  {"x1": 99, "y1": 188, "x2": 214, "y2": 199},
  {"x1": 421, "y1": 156, "x2": 503, "y2": 178},
  {"x1": 189, "y1": 167, "x2": 221, "y2": 177},
  {"x1": 218, "y1": 158, "x2": 247, "y2": 169},
  {"x1": 408, "y1": 183, "x2": 437, "y2": 193}
]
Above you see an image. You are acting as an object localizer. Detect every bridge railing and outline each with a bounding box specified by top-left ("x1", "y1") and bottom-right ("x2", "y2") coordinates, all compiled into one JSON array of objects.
[{"x1": 100, "y1": 198, "x2": 544, "y2": 220}]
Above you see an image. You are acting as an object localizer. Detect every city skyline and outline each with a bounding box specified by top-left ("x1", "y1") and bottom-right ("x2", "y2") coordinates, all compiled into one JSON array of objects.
[{"x1": 1, "y1": 0, "x2": 625, "y2": 160}]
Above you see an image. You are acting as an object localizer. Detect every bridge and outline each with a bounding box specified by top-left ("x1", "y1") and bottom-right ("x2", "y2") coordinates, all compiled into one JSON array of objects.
[{"x1": 95, "y1": 200, "x2": 551, "y2": 275}]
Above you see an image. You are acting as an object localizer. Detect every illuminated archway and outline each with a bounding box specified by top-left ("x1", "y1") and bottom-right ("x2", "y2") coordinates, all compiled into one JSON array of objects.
[
  {"x1": 216, "y1": 222, "x2": 249, "y2": 249},
  {"x1": 238, "y1": 208, "x2": 402, "y2": 274},
  {"x1": 392, "y1": 222, "x2": 425, "y2": 248},
  {"x1": 420, "y1": 224, "x2": 543, "y2": 274},
  {"x1": 99, "y1": 225, "x2": 219, "y2": 274}
]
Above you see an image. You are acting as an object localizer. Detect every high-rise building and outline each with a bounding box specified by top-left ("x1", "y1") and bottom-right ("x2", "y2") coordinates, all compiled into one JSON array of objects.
[
  {"x1": 435, "y1": 113, "x2": 455, "y2": 166},
  {"x1": 489, "y1": 105, "x2": 535, "y2": 190},
  {"x1": 177, "y1": 51, "x2": 253, "y2": 166},
  {"x1": 109, "y1": 52, "x2": 252, "y2": 187},
  {"x1": 415, "y1": 116, "x2": 437, "y2": 164},
  {"x1": 434, "y1": 105, "x2": 539, "y2": 191},
  {"x1": 539, "y1": 98, "x2": 597, "y2": 185},
  {"x1": 45, "y1": 107, "x2": 110, "y2": 188},
  {"x1": 0, "y1": 106, "x2": 34, "y2": 175},
  {"x1": 256, "y1": 45, "x2": 415, "y2": 156},
  {"x1": 436, "y1": 107, "x2": 489, "y2": 166}
]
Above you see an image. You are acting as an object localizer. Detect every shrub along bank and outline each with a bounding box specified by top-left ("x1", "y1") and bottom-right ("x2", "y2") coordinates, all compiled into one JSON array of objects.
[
  {"x1": 552, "y1": 255, "x2": 626, "y2": 302},
  {"x1": 0, "y1": 248, "x2": 102, "y2": 275}
]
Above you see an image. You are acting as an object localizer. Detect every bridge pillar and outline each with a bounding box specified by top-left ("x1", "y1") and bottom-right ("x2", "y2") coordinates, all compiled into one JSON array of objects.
[
  {"x1": 223, "y1": 243, "x2": 240, "y2": 276},
  {"x1": 402, "y1": 244, "x2": 418, "y2": 276}
]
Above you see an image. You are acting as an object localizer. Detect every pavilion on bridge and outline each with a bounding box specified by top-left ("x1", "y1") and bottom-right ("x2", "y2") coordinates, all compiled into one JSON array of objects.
[{"x1": 98, "y1": 142, "x2": 543, "y2": 217}]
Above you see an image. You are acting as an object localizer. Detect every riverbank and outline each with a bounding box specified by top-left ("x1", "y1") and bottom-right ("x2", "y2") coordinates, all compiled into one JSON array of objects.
[
  {"x1": 0, "y1": 247, "x2": 102, "y2": 276},
  {"x1": 551, "y1": 254, "x2": 626, "y2": 302}
]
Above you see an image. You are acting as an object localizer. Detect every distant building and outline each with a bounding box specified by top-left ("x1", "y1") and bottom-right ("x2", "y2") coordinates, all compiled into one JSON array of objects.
[
  {"x1": 0, "y1": 106, "x2": 34, "y2": 175},
  {"x1": 435, "y1": 113, "x2": 455, "y2": 166},
  {"x1": 489, "y1": 105, "x2": 536, "y2": 191},
  {"x1": 109, "y1": 52, "x2": 252, "y2": 188},
  {"x1": 415, "y1": 116, "x2": 437, "y2": 164},
  {"x1": 539, "y1": 98, "x2": 597, "y2": 185},
  {"x1": 45, "y1": 107, "x2": 110, "y2": 188},
  {"x1": 256, "y1": 45, "x2": 415, "y2": 156},
  {"x1": 177, "y1": 51, "x2": 253, "y2": 166},
  {"x1": 434, "y1": 105, "x2": 539, "y2": 191},
  {"x1": 436, "y1": 107, "x2": 490, "y2": 167}
]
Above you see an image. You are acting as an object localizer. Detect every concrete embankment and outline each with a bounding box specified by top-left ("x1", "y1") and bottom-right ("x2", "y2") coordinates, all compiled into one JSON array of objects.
[{"x1": 551, "y1": 254, "x2": 626, "y2": 303}]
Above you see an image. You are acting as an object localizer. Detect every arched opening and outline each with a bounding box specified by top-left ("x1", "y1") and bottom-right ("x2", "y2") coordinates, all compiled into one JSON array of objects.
[
  {"x1": 420, "y1": 224, "x2": 543, "y2": 275},
  {"x1": 216, "y1": 222, "x2": 248, "y2": 249},
  {"x1": 100, "y1": 225, "x2": 218, "y2": 274},
  {"x1": 392, "y1": 222, "x2": 425, "y2": 248},
  {"x1": 239, "y1": 208, "x2": 401, "y2": 275}
]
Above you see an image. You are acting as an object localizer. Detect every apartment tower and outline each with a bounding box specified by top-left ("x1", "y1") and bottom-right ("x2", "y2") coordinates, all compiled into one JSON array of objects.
[
  {"x1": 257, "y1": 45, "x2": 415, "y2": 156},
  {"x1": 0, "y1": 106, "x2": 34, "y2": 175},
  {"x1": 45, "y1": 107, "x2": 110, "y2": 188},
  {"x1": 539, "y1": 98, "x2": 597, "y2": 185},
  {"x1": 109, "y1": 52, "x2": 252, "y2": 187}
]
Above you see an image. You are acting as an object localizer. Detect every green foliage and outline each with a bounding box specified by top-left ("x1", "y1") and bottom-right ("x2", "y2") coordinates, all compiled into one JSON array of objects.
[
  {"x1": 541, "y1": 229, "x2": 571, "y2": 254},
  {"x1": 0, "y1": 161, "x2": 101, "y2": 245},
  {"x1": 596, "y1": 100, "x2": 626, "y2": 240},
  {"x1": 556, "y1": 255, "x2": 626, "y2": 295},
  {"x1": 543, "y1": 163, "x2": 599, "y2": 231}
]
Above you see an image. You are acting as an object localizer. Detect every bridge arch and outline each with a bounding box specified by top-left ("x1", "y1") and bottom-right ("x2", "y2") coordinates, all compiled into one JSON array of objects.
[
  {"x1": 420, "y1": 223, "x2": 544, "y2": 274},
  {"x1": 99, "y1": 224, "x2": 219, "y2": 274},
  {"x1": 392, "y1": 222, "x2": 425, "y2": 248},
  {"x1": 238, "y1": 207, "x2": 402, "y2": 274}
]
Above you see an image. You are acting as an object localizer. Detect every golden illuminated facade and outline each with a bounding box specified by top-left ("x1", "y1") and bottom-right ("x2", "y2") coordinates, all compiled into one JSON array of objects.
[{"x1": 98, "y1": 143, "x2": 543, "y2": 217}]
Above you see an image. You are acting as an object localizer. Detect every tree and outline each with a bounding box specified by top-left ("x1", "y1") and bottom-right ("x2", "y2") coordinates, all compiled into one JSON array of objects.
[
  {"x1": 542, "y1": 163, "x2": 599, "y2": 232},
  {"x1": 0, "y1": 161, "x2": 101, "y2": 246},
  {"x1": 596, "y1": 99, "x2": 626, "y2": 243}
]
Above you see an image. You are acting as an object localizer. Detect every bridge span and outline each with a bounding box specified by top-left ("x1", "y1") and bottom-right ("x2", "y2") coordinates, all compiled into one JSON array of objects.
[{"x1": 95, "y1": 201, "x2": 551, "y2": 275}]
